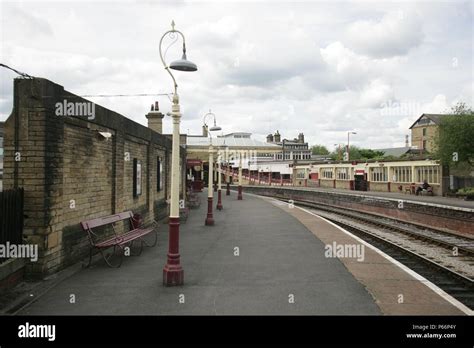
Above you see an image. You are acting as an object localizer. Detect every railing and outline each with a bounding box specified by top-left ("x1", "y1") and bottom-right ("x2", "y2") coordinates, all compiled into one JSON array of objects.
[{"x1": 0, "y1": 188, "x2": 24, "y2": 264}]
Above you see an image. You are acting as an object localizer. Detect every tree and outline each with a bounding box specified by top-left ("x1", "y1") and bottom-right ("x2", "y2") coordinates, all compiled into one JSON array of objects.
[
  {"x1": 358, "y1": 148, "x2": 385, "y2": 160},
  {"x1": 434, "y1": 102, "x2": 474, "y2": 167},
  {"x1": 311, "y1": 145, "x2": 330, "y2": 155},
  {"x1": 330, "y1": 146, "x2": 388, "y2": 161}
]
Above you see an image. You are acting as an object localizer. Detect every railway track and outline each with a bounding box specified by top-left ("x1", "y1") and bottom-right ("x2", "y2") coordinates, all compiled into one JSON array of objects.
[{"x1": 275, "y1": 196, "x2": 474, "y2": 310}]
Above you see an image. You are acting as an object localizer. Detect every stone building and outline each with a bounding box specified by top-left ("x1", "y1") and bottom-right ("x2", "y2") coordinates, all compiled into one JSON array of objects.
[
  {"x1": 186, "y1": 131, "x2": 281, "y2": 186},
  {"x1": 409, "y1": 113, "x2": 449, "y2": 153},
  {"x1": 266, "y1": 130, "x2": 312, "y2": 160},
  {"x1": 2, "y1": 78, "x2": 185, "y2": 279}
]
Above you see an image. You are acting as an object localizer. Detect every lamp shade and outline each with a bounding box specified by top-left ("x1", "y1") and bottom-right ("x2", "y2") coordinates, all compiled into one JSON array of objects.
[
  {"x1": 169, "y1": 52, "x2": 197, "y2": 72},
  {"x1": 209, "y1": 125, "x2": 222, "y2": 131}
]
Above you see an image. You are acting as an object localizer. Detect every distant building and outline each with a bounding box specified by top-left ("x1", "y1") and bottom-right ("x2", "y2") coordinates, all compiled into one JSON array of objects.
[
  {"x1": 185, "y1": 131, "x2": 281, "y2": 186},
  {"x1": 266, "y1": 130, "x2": 312, "y2": 160},
  {"x1": 409, "y1": 113, "x2": 449, "y2": 153}
]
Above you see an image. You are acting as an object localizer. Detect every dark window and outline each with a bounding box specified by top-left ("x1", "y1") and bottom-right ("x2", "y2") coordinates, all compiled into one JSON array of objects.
[
  {"x1": 422, "y1": 128, "x2": 427, "y2": 136},
  {"x1": 133, "y1": 158, "x2": 142, "y2": 197},
  {"x1": 157, "y1": 157, "x2": 163, "y2": 192}
]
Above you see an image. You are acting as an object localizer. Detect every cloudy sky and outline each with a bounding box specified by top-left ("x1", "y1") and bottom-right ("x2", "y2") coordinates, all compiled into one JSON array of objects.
[{"x1": 0, "y1": 0, "x2": 472, "y2": 150}]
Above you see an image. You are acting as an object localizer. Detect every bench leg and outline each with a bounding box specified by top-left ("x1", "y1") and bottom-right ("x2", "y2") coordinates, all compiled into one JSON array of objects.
[
  {"x1": 142, "y1": 229, "x2": 158, "y2": 248},
  {"x1": 82, "y1": 247, "x2": 93, "y2": 268},
  {"x1": 129, "y1": 239, "x2": 144, "y2": 256},
  {"x1": 100, "y1": 245, "x2": 124, "y2": 268}
]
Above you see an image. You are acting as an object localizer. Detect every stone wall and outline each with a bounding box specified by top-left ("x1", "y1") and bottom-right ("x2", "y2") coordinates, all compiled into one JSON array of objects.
[{"x1": 2, "y1": 78, "x2": 185, "y2": 278}]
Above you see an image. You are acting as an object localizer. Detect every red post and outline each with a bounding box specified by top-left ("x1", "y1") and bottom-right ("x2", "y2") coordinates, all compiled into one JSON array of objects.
[
  {"x1": 163, "y1": 217, "x2": 184, "y2": 286},
  {"x1": 237, "y1": 185, "x2": 243, "y2": 200},
  {"x1": 205, "y1": 197, "x2": 214, "y2": 225},
  {"x1": 217, "y1": 189, "x2": 223, "y2": 210}
]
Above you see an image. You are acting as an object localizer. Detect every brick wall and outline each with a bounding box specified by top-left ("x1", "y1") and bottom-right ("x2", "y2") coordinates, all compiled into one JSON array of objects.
[{"x1": 3, "y1": 78, "x2": 184, "y2": 278}]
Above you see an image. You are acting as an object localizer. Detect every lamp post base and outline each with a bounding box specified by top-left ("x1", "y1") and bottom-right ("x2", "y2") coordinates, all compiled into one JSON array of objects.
[
  {"x1": 163, "y1": 217, "x2": 184, "y2": 286},
  {"x1": 205, "y1": 197, "x2": 214, "y2": 225},
  {"x1": 237, "y1": 185, "x2": 243, "y2": 200},
  {"x1": 226, "y1": 182, "x2": 230, "y2": 195},
  {"x1": 217, "y1": 189, "x2": 223, "y2": 210}
]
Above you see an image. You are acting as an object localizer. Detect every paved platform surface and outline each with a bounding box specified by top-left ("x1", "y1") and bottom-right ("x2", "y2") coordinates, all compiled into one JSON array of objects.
[
  {"x1": 16, "y1": 189, "x2": 466, "y2": 315},
  {"x1": 18, "y1": 189, "x2": 381, "y2": 315},
  {"x1": 250, "y1": 184, "x2": 474, "y2": 209},
  {"x1": 263, "y1": 196, "x2": 466, "y2": 315}
]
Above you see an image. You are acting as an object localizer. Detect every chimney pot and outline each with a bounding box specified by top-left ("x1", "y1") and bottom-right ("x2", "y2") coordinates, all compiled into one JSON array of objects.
[{"x1": 146, "y1": 103, "x2": 164, "y2": 134}]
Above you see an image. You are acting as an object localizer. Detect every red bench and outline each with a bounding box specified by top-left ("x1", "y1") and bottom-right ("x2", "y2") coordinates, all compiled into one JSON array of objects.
[{"x1": 80, "y1": 211, "x2": 158, "y2": 268}]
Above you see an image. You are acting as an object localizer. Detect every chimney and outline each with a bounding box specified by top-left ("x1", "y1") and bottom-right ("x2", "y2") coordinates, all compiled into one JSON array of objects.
[
  {"x1": 298, "y1": 132, "x2": 305, "y2": 143},
  {"x1": 405, "y1": 134, "x2": 409, "y2": 147},
  {"x1": 145, "y1": 101, "x2": 165, "y2": 134},
  {"x1": 274, "y1": 130, "x2": 281, "y2": 143},
  {"x1": 202, "y1": 124, "x2": 209, "y2": 137},
  {"x1": 266, "y1": 133, "x2": 274, "y2": 143}
]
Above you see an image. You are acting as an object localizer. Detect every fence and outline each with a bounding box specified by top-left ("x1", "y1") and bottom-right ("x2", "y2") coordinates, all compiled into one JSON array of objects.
[
  {"x1": 0, "y1": 188, "x2": 24, "y2": 264},
  {"x1": 442, "y1": 176, "x2": 474, "y2": 192}
]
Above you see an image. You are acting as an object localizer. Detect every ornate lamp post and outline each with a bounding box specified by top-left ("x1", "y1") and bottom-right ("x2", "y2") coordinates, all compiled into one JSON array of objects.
[
  {"x1": 237, "y1": 151, "x2": 243, "y2": 200},
  {"x1": 203, "y1": 111, "x2": 221, "y2": 225},
  {"x1": 159, "y1": 20, "x2": 197, "y2": 287},
  {"x1": 226, "y1": 159, "x2": 231, "y2": 196},
  {"x1": 216, "y1": 143, "x2": 227, "y2": 210}
]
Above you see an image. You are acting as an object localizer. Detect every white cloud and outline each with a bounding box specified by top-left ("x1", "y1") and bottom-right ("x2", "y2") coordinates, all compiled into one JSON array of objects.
[
  {"x1": 345, "y1": 10, "x2": 424, "y2": 58},
  {"x1": 0, "y1": 1, "x2": 471, "y2": 152},
  {"x1": 358, "y1": 79, "x2": 394, "y2": 108},
  {"x1": 420, "y1": 94, "x2": 450, "y2": 114}
]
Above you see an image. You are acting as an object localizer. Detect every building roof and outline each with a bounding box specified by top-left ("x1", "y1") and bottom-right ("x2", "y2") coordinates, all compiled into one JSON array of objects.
[
  {"x1": 219, "y1": 132, "x2": 252, "y2": 138},
  {"x1": 187, "y1": 135, "x2": 281, "y2": 148},
  {"x1": 409, "y1": 113, "x2": 450, "y2": 129},
  {"x1": 374, "y1": 147, "x2": 411, "y2": 157}
]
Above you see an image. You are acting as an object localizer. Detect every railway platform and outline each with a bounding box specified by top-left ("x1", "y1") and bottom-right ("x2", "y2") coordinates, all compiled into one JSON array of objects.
[
  {"x1": 14, "y1": 190, "x2": 469, "y2": 315},
  {"x1": 257, "y1": 184, "x2": 474, "y2": 209}
]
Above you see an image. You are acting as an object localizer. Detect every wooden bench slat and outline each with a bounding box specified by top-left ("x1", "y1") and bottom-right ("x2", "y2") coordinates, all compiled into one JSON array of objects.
[
  {"x1": 93, "y1": 227, "x2": 154, "y2": 248},
  {"x1": 81, "y1": 211, "x2": 133, "y2": 230}
]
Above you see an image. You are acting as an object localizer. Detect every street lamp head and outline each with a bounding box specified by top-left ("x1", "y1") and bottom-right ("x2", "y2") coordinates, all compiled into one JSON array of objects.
[
  {"x1": 204, "y1": 110, "x2": 221, "y2": 132},
  {"x1": 169, "y1": 52, "x2": 198, "y2": 72}
]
